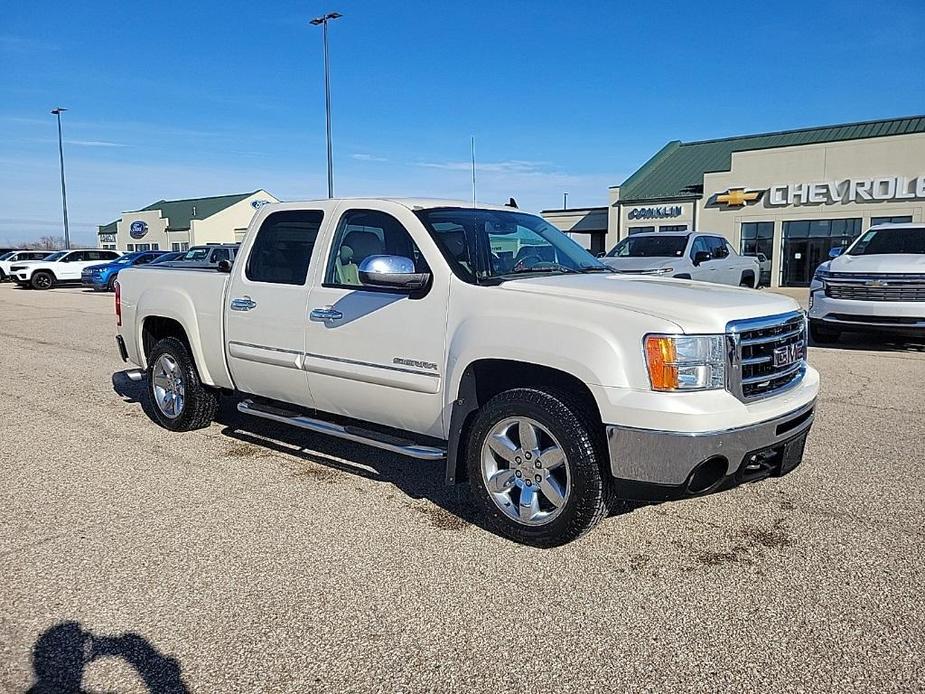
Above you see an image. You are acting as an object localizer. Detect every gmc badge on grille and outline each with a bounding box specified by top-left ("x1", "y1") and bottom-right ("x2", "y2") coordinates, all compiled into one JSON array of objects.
[{"x1": 773, "y1": 341, "x2": 803, "y2": 368}]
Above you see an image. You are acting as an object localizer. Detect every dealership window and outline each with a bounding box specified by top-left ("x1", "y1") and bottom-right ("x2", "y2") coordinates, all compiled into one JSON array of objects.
[
  {"x1": 628, "y1": 226, "x2": 655, "y2": 235},
  {"x1": 126, "y1": 244, "x2": 134, "y2": 252},
  {"x1": 740, "y1": 222, "x2": 774, "y2": 287},
  {"x1": 658, "y1": 224, "x2": 687, "y2": 232},
  {"x1": 870, "y1": 215, "x2": 913, "y2": 226},
  {"x1": 171, "y1": 242, "x2": 190, "y2": 251},
  {"x1": 781, "y1": 218, "x2": 862, "y2": 287}
]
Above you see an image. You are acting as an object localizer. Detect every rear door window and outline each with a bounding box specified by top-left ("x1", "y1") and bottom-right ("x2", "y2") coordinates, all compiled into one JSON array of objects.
[{"x1": 246, "y1": 210, "x2": 325, "y2": 285}]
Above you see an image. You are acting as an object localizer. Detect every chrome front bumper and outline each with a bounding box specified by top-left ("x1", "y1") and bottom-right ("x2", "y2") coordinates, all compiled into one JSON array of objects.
[{"x1": 606, "y1": 400, "x2": 815, "y2": 489}]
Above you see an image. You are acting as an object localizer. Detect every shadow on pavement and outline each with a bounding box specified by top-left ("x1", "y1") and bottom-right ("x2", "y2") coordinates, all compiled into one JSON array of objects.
[
  {"x1": 28, "y1": 621, "x2": 188, "y2": 694},
  {"x1": 112, "y1": 370, "x2": 642, "y2": 534},
  {"x1": 809, "y1": 331, "x2": 925, "y2": 353}
]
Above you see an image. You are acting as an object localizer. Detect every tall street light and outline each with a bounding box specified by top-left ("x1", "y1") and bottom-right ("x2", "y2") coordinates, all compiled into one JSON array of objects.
[
  {"x1": 310, "y1": 11, "x2": 342, "y2": 198},
  {"x1": 51, "y1": 107, "x2": 70, "y2": 249}
]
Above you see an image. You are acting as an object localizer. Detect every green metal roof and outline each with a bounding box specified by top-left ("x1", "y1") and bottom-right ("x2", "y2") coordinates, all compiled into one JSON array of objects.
[
  {"x1": 138, "y1": 191, "x2": 257, "y2": 230},
  {"x1": 97, "y1": 221, "x2": 117, "y2": 235},
  {"x1": 619, "y1": 115, "x2": 925, "y2": 204}
]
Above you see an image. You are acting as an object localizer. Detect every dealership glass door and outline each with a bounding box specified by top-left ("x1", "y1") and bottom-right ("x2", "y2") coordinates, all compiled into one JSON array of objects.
[
  {"x1": 740, "y1": 222, "x2": 774, "y2": 287},
  {"x1": 781, "y1": 218, "x2": 861, "y2": 286}
]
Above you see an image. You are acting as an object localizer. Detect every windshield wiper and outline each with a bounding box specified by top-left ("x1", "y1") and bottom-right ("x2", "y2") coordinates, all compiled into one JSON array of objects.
[
  {"x1": 577, "y1": 265, "x2": 615, "y2": 273},
  {"x1": 506, "y1": 264, "x2": 581, "y2": 275}
]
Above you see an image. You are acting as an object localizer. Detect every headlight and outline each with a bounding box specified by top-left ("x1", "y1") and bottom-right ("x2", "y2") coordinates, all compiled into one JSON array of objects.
[
  {"x1": 644, "y1": 334, "x2": 726, "y2": 391},
  {"x1": 813, "y1": 268, "x2": 830, "y2": 281}
]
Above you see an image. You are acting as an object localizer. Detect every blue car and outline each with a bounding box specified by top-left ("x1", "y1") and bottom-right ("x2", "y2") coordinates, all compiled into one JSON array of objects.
[{"x1": 82, "y1": 250, "x2": 168, "y2": 291}]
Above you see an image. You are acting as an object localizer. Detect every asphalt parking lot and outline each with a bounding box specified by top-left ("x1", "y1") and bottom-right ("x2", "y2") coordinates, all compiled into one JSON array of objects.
[{"x1": 1, "y1": 282, "x2": 923, "y2": 693}]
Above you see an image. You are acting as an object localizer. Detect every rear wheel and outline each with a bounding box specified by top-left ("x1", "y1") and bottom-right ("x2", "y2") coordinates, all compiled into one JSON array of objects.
[
  {"x1": 106, "y1": 274, "x2": 117, "y2": 292},
  {"x1": 739, "y1": 272, "x2": 755, "y2": 288},
  {"x1": 466, "y1": 388, "x2": 608, "y2": 547},
  {"x1": 146, "y1": 337, "x2": 218, "y2": 431},
  {"x1": 31, "y1": 271, "x2": 54, "y2": 290},
  {"x1": 810, "y1": 319, "x2": 840, "y2": 344}
]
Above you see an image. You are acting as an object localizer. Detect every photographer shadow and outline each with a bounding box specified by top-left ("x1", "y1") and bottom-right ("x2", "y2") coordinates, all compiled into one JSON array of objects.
[{"x1": 28, "y1": 621, "x2": 188, "y2": 694}]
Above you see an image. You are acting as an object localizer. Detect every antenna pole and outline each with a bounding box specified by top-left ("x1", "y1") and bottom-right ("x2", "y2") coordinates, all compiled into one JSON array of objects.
[{"x1": 470, "y1": 136, "x2": 476, "y2": 206}]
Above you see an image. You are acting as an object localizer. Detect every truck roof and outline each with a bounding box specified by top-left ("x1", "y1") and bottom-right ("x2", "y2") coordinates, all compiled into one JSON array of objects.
[
  {"x1": 271, "y1": 197, "x2": 521, "y2": 212},
  {"x1": 867, "y1": 223, "x2": 925, "y2": 231}
]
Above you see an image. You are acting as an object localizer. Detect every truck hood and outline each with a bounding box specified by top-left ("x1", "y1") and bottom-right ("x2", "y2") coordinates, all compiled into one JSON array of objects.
[
  {"x1": 599, "y1": 256, "x2": 675, "y2": 272},
  {"x1": 501, "y1": 273, "x2": 800, "y2": 333},
  {"x1": 829, "y1": 253, "x2": 925, "y2": 274}
]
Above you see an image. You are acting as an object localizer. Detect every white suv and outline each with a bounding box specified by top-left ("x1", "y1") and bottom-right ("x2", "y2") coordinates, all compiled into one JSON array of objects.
[
  {"x1": 10, "y1": 249, "x2": 122, "y2": 290},
  {"x1": 809, "y1": 223, "x2": 925, "y2": 342},
  {"x1": 0, "y1": 250, "x2": 53, "y2": 281},
  {"x1": 601, "y1": 232, "x2": 760, "y2": 287}
]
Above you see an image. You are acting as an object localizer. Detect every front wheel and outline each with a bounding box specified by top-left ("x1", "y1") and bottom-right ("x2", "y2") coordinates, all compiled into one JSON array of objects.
[
  {"x1": 145, "y1": 336, "x2": 218, "y2": 431},
  {"x1": 466, "y1": 388, "x2": 608, "y2": 547},
  {"x1": 31, "y1": 271, "x2": 54, "y2": 290}
]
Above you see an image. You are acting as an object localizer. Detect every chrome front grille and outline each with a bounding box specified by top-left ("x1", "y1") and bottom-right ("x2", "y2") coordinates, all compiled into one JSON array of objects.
[
  {"x1": 824, "y1": 273, "x2": 925, "y2": 302},
  {"x1": 727, "y1": 311, "x2": 806, "y2": 401}
]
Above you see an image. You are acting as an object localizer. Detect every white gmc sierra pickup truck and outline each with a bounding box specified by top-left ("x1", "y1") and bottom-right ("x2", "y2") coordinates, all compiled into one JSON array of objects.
[{"x1": 115, "y1": 199, "x2": 818, "y2": 546}]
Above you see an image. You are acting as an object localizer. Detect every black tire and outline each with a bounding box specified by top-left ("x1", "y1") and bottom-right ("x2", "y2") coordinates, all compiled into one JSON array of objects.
[
  {"x1": 0, "y1": 269, "x2": 6, "y2": 282},
  {"x1": 466, "y1": 387, "x2": 608, "y2": 547},
  {"x1": 739, "y1": 272, "x2": 755, "y2": 288},
  {"x1": 106, "y1": 274, "x2": 118, "y2": 292},
  {"x1": 810, "y1": 319, "x2": 840, "y2": 344},
  {"x1": 145, "y1": 336, "x2": 218, "y2": 431},
  {"x1": 31, "y1": 271, "x2": 54, "y2": 290}
]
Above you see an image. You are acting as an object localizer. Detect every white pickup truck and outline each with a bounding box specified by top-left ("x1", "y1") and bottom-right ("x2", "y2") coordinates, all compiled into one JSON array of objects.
[
  {"x1": 601, "y1": 231, "x2": 760, "y2": 288},
  {"x1": 809, "y1": 223, "x2": 925, "y2": 342},
  {"x1": 115, "y1": 199, "x2": 818, "y2": 546}
]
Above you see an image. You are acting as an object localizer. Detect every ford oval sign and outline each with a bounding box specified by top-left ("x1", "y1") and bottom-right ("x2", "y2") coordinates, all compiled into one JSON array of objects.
[
  {"x1": 129, "y1": 220, "x2": 148, "y2": 239},
  {"x1": 251, "y1": 199, "x2": 271, "y2": 210}
]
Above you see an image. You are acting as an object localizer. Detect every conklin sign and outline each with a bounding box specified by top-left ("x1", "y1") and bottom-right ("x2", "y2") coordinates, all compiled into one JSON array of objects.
[
  {"x1": 710, "y1": 176, "x2": 925, "y2": 207},
  {"x1": 628, "y1": 205, "x2": 682, "y2": 219}
]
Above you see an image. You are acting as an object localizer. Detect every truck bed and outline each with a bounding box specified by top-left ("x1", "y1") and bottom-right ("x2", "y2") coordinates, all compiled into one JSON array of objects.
[{"x1": 118, "y1": 265, "x2": 234, "y2": 389}]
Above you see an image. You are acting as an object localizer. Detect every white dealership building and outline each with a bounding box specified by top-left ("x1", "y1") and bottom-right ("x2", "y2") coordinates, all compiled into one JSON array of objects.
[
  {"x1": 98, "y1": 190, "x2": 278, "y2": 252},
  {"x1": 544, "y1": 116, "x2": 925, "y2": 287}
]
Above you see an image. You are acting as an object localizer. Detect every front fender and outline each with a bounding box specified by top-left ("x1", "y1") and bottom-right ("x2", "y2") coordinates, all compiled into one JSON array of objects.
[{"x1": 444, "y1": 306, "x2": 669, "y2": 426}]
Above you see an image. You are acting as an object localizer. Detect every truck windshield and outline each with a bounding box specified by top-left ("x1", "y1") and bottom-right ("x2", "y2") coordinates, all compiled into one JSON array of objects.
[
  {"x1": 848, "y1": 228, "x2": 925, "y2": 255},
  {"x1": 414, "y1": 208, "x2": 610, "y2": 282},
  {"x1": 181, "y1": 248, "x2": 210, "y2": 261},
  {"x1": 607, "y1": 235, "x2": 687, "y2": 258}
]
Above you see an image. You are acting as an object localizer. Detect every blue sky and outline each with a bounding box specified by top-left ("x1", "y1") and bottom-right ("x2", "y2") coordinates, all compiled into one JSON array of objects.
[{"x1": 2, "y1": 0, "x2": 923, "y2": 246}]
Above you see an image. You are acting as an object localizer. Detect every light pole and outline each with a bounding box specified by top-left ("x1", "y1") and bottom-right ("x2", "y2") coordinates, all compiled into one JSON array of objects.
[
  {"x1": 51, "y1": 107, "x2": 70, "y2": 249},
  {"x1": 310, "y1": 11, "x2": 342, "y2": 198},
  {"x1": 563, "y1": 192, "x2": 568, "y2": 209}
]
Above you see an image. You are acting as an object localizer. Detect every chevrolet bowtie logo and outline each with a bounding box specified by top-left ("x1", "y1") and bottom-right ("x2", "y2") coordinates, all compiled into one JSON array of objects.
[{"x1": 712, "y1": 187, "x2": 764, "y2": 207}]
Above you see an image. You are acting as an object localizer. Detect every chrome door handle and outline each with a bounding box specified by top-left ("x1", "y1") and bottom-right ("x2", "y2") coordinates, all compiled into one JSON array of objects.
[
  {"x1": 230, "y1": 296, "x2": 257, "y2": 311},
  {"x1": 310, "y1": 306, "x2": 344, "y2": 321}
]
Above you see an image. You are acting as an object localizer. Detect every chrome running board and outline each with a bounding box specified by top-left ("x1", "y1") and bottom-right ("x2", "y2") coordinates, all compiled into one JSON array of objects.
[{"x1": 237, "y1": 399, "x2": 446, "y2": 460}]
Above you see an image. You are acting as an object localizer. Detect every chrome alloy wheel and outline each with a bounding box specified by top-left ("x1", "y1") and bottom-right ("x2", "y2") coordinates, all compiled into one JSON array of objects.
[
  {"x1": 152, "y1": 354, "x2": 185, "y2": 419},
  {"x1": 480, "y1": 417, "x2": 571, "y2": 526}
]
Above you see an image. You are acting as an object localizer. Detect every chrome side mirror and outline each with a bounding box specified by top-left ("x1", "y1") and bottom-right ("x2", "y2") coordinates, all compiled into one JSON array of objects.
[
  {"x1": 828, "y1": 247, "x2": 843, "y2": 258},
  {"x1": 358, "y1": 255, "x2": 429, "y2": 290}
]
